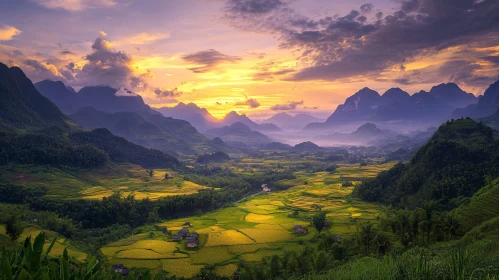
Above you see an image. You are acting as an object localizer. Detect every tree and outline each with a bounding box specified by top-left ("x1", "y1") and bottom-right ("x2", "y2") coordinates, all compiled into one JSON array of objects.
[
  {"x1": 358, "y1": 221, "x2": 376, "y2": 255},
  {"x1": 312, "y1": 211, "x2": 328, "y2": 233},
  {"x1": 5, "y1": 214, "x2": 23, "y2": 241},
  {"x1": 148, "y1": 169, "x2": 154, "y2": 177}
]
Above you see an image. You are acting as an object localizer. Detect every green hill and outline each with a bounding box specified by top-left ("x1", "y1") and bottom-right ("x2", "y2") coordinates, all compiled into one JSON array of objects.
[
  {"x1": 455, "y1": 177, "x2": 499, "y2": 232},
  {"x1": 354, "y1": 118, "x2": 499, "y2": 208}
]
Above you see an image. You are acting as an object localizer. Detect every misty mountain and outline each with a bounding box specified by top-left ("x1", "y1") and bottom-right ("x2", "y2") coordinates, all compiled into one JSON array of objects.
[
  {"x1": 35, "y1": 80, "x2": 223, "y2": 156},
  {"x1": 156, "y1": 102, "x2": 219, "y2": 132},
  {"x1": 260, "y1": 141, "x2": 293, "y2": 151},
  {"x1": 69, "y1": 107, "x2": 199, "y2": 155},
  {"x1": 452, "y1": 80, "x2": 499, "y2": 119},
  {"x1": 221, "y1": 111, "x2": 281, "y2": 132},
  {"x1": 205, "y1": 122, "x2": 273, "y2": 145},
  {"x1": 305, "y1": 83, "x2": 477, "y2": 130},
  {"x1": 315, "y1": 122, "x2": 397, "y2": 145},
  {"x1": 264, "y1": 112, "x2": 321, "y2": 130},
  {"x1": 293, "y1": 141, "x2": 322, "y2": 151}
]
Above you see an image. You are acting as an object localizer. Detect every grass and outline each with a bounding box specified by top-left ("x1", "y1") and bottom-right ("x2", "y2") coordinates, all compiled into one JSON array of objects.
[{"x1": 99, "y1": 162, "x2": 395, "y2": 277}]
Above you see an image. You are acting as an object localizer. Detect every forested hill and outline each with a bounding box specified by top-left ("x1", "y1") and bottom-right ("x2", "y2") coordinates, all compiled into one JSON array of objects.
[
  {"x1": 0, "y1": 62, "x2": 73, "y2": 132},
  {"x1": 0, "y1": 62, "x2": 180, "y2": 169},
  {"x1": 354, "y1": 118, "x2": 499, "y2": 209}
]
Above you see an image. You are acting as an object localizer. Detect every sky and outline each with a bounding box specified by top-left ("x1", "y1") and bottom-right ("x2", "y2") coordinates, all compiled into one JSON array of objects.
[{"x1": 1, "y1": 0, "x2": 499, "y2": 120}]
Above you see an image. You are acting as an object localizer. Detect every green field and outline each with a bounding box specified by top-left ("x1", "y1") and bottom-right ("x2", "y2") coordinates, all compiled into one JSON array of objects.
[
  {"x1": 0, "y1": 164, "x2": 216, "y2": 200},
  {"x1": 101, "y1": 162, "x2": 395, "y2": 278}
]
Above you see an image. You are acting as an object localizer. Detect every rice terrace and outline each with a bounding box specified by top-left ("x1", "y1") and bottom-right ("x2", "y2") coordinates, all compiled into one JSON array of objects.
[{"x1": 99, "y1": 162, "x2": 394, "y2": 278}]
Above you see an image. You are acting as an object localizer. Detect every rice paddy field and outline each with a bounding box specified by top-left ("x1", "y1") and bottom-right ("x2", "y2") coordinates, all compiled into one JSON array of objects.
[
  {"x1": 101, "y1": 162, "x2": 395, "y2": 278},
  {"x1": 0, "y1": 226, "x2": 88, "y2": 261},
  {"x1": 0, "y1": 163, "x2": 216, "y2": 200}
]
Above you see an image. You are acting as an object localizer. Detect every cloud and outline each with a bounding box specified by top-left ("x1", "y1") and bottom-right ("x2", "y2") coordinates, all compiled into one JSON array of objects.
[
  {"x1": 154, "y1": 87, "x2": 182, "y2": 98},
  {"x1": 223, "y1": 0, "x2": 499, "y2": 89},
  {"x1": 182, "y1": 49, "x2": 242, "y2": 73},
  {"x1": 66, "y1": 36, "x2": 152, "y2": 89},
  {"x1": 270, "y1": 100, "x2": 304, "y2": 111},
  {"x1": 115, "y1": 87, "x2": 137, "y2": 96},
  {"x1": 235, "y1": 98, "x2": 260, "y2": 108},
  {"x1": 31, "y1": 0, "x2": 117, "y2": 11},
  {"x1": 116, "y1": 32, "x2": 170, "y2": 46},
  {"x1": 0, "y1": 24, "x2": 21, "y2": 41},
  {"x1": 99, "y1": 31, "x2": 107, "y2": 37},
  {"x1": 23, "y1": 59, "x2": 62, "y2": 80},
  {"x1": 60, "y1": 50, "x2": 75, "y2": 55},
  {"x1": 225, "y1": 0, "x2": 284, "y2": 14}
]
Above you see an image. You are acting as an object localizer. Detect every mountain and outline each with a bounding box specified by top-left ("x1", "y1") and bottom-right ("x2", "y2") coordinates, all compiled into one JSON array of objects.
[
  {"x1": 156, "y1": 102, "x2": 219, "y2": 132},
  {"x1": 34, "y1": 80, "x2": 223, "y2": 156},
  {"x1": 305, "y1": 83, "x2": 477, "y2": 130},
  {"x1": 293, "y1": 141, "x2": 321, "y2": 151},
  {"x1": 452, "y1": 80, "x2": 499, "y2": 119},
  {"x1": 354, "y1": 118, "x2": 499, "y2": 208},
  {"x1": 0, "y1": 63, "x2": 179, "y2": 169},
  {"x1": 69, "y1": 107, "x2": 197, "y2": 155},
  {"x1": 265, "y1": 112, "x2": 321, "y2": 130},
  {"x1": 0, "y1": 64, "x2": 73, "y2": 132},
  {"x1": 205, "y1": 122, "x2": 273, "y2": 145},
  {"x1": 260, "y1": 142, "x2": 293, "y2": 150},
  {"x1": 315, "y1": 122, "x2": 397, "y2": 145},
  {"x1": 221, "y1": 111, "x2": 281, "y2": 132}
]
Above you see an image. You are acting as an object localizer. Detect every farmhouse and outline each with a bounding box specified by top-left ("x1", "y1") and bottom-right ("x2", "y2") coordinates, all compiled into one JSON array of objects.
[
  {"x1": 173, "y1": 228, "x2": 190, "y2": 241},
  {"x1": 183, "y1": 221, "x2": 193, "y2": 227},
  {"x1": 186, "y1": 232, "x2": 200, "y2": 248},
  {"x1": 262, "y1": 184, "x2": 271, "y2": 192},
  {"x1": 294, "y1": 225, "x2": 308, "y2": 234},
  {"x1": 112, "y1": 264, "x2": 124, "y2": 273}
]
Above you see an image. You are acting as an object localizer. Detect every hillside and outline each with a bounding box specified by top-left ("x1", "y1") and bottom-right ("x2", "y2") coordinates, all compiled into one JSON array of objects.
[
  {"x1": 35, "y1": 80, "x2": 220, "y2": 156},
  {"x1": 353, "y1": 118, "x2": 499, "y2": 208},
  {"x1": 0, "y1": 63, "x2": 179, "y2": 169},
  {"x1": 452, "y1": 80, "x2": 499, "y2": 118},
  {"x1": 70, "y1": 107, "x2": 196, "y2": 155},
  {"x1": 0, "y1": 63, "x2": 73, "y2": 132}
]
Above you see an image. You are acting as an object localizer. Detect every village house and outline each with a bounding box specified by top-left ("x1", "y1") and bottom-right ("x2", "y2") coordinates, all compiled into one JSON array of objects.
[
  {"x1": 172, "y1": 227, "x2": 190, "y2": 241},
  {"x1": 294, "y1": 225, "x2": 308, "y2": 234},
  {"x1": 112, "y1": 264, "x2": 124, "y2": 274},
  {"x1": 186, "y1": 232, "x2": 200, "y2": 248},
  {"x1": 262, "y1": 184, "x2": 271, "y2": 192},
  {"x1": 183, "y1": 221, "x2": 193, "y2": 227}
]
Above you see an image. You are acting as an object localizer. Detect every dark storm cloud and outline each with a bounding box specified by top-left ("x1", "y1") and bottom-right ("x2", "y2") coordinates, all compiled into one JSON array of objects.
[
  {"x1": 270, "y1": 100, "x2": 304, "y2": 111},
  {"x1": 182, "y1": 49, "x2": 241, "y2": 73},
  {"x1": 235, "y1": 98, "x2": 260, "y2": 108},
  {"x1": 224, "y1": 0, "x2": 499, "y2": 86},
  {"x1": 23, "y1": 59, "x2": 60, "y2": 80}
]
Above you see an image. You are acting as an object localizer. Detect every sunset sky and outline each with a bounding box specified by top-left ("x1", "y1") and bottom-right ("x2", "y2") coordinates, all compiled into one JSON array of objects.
[{"x1": 1, "y1": 0, "x2": 498, "y2": 119}]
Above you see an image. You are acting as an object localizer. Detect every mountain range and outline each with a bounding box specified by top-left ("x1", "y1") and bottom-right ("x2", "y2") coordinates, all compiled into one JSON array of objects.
[
  {"x1": 34, "y1": 80, "x2": 226, "y2": 156},
  {"x1": 305, "y1": 83, "x2": 478, "y2": 130},
  {"x1": 157, "y1": 103, "x2": 283, "y2": 133},
  {"x1": 263, "y1": 112, "x2": 322, "y2": 130},
  {"x1": 204, "y1": 122, "x2": 273, "y2": 146},
  {"x1": 0, "y1": 62, "x2": 179, "y2": 169}
]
